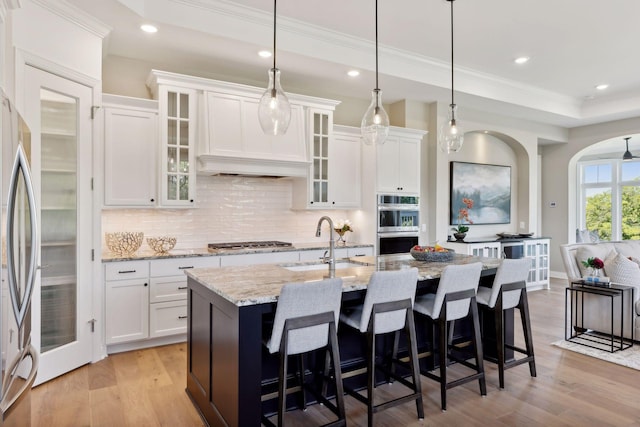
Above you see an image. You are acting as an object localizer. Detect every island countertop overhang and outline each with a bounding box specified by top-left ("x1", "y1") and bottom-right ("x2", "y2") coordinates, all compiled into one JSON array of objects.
[{"x1": 186, "y1": 253, "x2": 502, "y2": 307}]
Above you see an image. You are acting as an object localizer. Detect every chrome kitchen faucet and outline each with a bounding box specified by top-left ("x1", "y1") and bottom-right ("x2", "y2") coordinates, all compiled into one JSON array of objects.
[{"x1": 315, "y1": 216, "x2": 336, "y2": 278}]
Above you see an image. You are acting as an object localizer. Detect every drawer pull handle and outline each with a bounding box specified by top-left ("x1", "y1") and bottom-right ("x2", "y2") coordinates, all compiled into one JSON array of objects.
[
  {"x1": 118, "y1": 270, "x2": 136, "y2": 274},
  {"x1": 178, "y1": 266, "x2": 194, "y2": 270},
  {"x1": 178, "y1": 286, "x2": 188, "y2": 290},
  {"x1": 178, "y1": 315, "x2": 188, "y2": 320}
]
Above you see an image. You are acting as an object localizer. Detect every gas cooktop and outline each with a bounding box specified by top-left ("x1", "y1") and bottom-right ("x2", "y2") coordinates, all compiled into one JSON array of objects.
[{"x1": 207, "y1": 241, "x2": 293, "y2": 251}]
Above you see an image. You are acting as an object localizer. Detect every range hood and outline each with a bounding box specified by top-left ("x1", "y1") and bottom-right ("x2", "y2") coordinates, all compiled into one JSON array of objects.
[{"x1": 197, "y1": 154, "x2": 309, "y2": 178}]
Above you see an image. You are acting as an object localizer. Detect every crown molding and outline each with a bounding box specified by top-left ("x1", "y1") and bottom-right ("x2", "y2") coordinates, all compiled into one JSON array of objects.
[
  {"x1": 0, "y1": 0, "x2": 21, "y2": 23},
  {"x1": 30, "y1": 0, "x2": 111, "y2": 38}
]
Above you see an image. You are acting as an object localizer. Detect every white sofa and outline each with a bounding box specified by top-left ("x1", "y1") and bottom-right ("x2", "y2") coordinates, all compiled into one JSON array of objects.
[{"x1": 560, "y1": 241, "x2": 640, "y2": 340}]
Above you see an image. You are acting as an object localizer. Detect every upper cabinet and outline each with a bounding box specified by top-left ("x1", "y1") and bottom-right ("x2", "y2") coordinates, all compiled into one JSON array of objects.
[
  {"x1": 202, "y1": 90, "x2": 308, "y2": 176},
  {"x1": 147, "y1": 70, "x2": 340, "y2": 180},
  {"x1": 147, "y1": 72, "x2": 198, "y2": 207},
  {"x1": 103, "y1": 94, "x2": 158, "y2": 207},
  {"x1": 376, "y1": 127, "x2": 426, "y2": 195},
  {"x1": 293, "y1": 123, "x2": 361, "y2": 209}
]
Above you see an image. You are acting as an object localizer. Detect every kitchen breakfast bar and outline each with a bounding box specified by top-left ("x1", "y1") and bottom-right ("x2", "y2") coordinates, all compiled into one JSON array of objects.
[{"x1": 185, "y1": 254, "x2": 504, "y2": 427}]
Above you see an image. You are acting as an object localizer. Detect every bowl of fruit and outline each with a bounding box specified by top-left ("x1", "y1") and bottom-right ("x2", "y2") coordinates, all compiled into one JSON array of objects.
[{"x1": 410, "y1": 244, "x2": 455, "y2": 262}]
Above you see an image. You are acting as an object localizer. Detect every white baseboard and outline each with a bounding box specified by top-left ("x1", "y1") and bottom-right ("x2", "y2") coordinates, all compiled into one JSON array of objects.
[{"x1": 106, "y1": 334, "x2": 186, "y2": 355}]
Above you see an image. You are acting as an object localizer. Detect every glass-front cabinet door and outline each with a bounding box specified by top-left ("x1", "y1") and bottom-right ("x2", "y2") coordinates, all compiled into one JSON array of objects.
[
  {"x1": 309, "y1": 109, "x2": 332, "y2": 206},
  {"x1": 24, "y1": 65, "x2": 93, "y2": 385},
  {"x1": 159, "y1": 85, "x2": 196, "y2": 206}
]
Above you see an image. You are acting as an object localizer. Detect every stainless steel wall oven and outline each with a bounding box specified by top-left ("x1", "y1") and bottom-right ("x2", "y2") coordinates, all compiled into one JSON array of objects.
[{"x1": 377, "y1": 195, "x2": 419, "y2": 255}]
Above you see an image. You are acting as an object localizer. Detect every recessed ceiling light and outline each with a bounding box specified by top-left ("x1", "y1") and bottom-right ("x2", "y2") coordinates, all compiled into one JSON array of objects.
[
  {"x1": 595, "y1": 84, "x2": 609, "y2": 90},
  {"x1": 140, "y1": 24, "x2": 158, "y2": 33},
  {"x1": 347, "y1": 70, "x2": 360, "y2": 77},
  {"x1": 258, "y1": 50, "x2": 272, "y2": 58},
  {"x1": 514, "y1": 56, "x2": 530, "y2": 65}
]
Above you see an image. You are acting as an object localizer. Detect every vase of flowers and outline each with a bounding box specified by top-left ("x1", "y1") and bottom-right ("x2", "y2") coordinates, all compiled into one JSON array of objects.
[
  {"x1": 451, "y1": 197, "x2": 474, "y2": 241},
  {"x1": 334, "y1": 219, "x2": 353, "y2": 246},
  {"x1": 581, "y1": 256, "x2": 604, "y2": 280}
]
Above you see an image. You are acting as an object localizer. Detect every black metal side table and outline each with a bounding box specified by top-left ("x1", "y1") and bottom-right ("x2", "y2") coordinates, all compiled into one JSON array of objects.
[{"x1": 565, "y1": 281, "x2": 634, "y2": 353}]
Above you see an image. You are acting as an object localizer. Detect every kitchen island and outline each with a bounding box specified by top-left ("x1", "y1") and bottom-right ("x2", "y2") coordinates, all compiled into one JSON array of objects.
[{"x1": 185, "y1": 253, "x2": 502, "y2": 427}]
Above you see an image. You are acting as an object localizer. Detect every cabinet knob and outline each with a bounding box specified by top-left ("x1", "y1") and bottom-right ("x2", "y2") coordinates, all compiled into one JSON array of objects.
[
  {"x1": 190, "y1": 199, "x2": 194, "y2": 203},
  {"x1": 332, "y1": 201, "x2": 335, "y2": 205},
  {"x1": 144, "y1": 283, "x2": 148, "y2": 287},
  {"x1": 150, "y1": 198, "x2": 155, "y2": 202},
  {"x1": 310, "y1": 201, "x2": 314, "y2": 204}
]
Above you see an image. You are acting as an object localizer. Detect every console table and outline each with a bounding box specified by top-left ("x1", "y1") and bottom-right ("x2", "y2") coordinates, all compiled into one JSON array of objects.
[{"x1": 565, "y1": 281, "x2": 634, "y2": 353}]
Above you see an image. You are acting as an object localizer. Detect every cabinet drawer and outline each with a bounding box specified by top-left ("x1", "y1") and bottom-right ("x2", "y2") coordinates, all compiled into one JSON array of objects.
[
  {"x1": 149, "y1": 256, "x2": 219, "y2": 277},
  {"x1": 105, "y1": 260, "x2": 149, "y2": 281},
  {"x1": 149, "y1": 300, "x2": 187, "y2": 338},
  {"x1": 150, "y1": 276, "x2": 187, "y2": 303}
]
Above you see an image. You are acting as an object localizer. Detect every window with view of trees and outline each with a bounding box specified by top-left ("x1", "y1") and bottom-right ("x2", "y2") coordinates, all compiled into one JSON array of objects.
[{"x1": 580, "y1": 160, "x2": 640, "y2": 240}]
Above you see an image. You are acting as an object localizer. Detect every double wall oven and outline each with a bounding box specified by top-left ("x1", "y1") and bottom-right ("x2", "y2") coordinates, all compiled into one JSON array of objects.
[{"x1": 377, "y1": 195, "x2": 420, "y2": 255}]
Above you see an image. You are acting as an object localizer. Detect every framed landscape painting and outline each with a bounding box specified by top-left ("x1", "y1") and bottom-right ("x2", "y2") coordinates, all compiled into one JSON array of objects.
[{"x1": 450, "y1": 161, "x2": 511, "y2": 225}]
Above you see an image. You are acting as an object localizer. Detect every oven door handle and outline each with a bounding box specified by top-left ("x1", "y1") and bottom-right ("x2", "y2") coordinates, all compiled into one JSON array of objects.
[
  {"x1": 378, "y1": 205, "x2": 419, "y2": 211},
  {"x1": 377, "y1": 232, "x2": 420, "y2": 238}
]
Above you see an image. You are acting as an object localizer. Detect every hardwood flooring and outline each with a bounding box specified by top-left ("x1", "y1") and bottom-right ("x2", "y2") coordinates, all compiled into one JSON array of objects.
[{"x1": 31, "y1": 278, "x2": 640, "y2": 426}]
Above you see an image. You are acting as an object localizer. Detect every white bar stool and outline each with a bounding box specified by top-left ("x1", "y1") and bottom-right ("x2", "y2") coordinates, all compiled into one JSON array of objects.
[{"x1": 262, "y1": 278, "x2": 346, "y2": 427}]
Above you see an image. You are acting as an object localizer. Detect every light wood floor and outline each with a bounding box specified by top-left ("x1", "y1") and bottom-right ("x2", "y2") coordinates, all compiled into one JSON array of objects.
[{"x1": 32, "y1": 278, "x2": 640, "y2": 426}]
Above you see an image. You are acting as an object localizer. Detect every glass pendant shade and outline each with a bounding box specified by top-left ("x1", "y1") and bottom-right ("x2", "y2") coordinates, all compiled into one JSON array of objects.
[
  {"x1": 438, "y1": 104, "x2": 464, "y2": 153},
  {"x1": 258, "y1": 68, "x2": 291, "y2": 136},
  {"x1": 361, "y1": 89, "x2": 389, "y2": 145}
]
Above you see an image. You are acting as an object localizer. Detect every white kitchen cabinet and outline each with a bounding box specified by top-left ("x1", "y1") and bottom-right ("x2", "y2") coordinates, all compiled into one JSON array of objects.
[
  {"x1": 105, "y1": 256, "x2": 219, "y2": 348},
  {"x1": 147, "y1": 74, "x2": 198, "y2": 207},
  {"x1": 292, "y1": 123, "x2": 361, "y2": 209},
  {"x1": 105, "y1": 260, "x2": 149, "y2": 345},
  {"x1": 376, "y1": 127, "x2": 425, "y2": 195},
  {"x1": 202, "y1": 91, "x2": 307, "y2": 173},
  {"x1": 443, "y1": 241, "x2": 502, "y2": 258},
  {"x1": 523, "y1": 238, "x2": 550, "y2": 290},
  {"x1": 348, "y1": 246, "x2": 374, "y2": 257},
  {"x1": 103, "y1": 94, "x2": 158, "y2": 207},
  {"x1": 105, "y1": 277, "x2": 149, "y2": 345}
]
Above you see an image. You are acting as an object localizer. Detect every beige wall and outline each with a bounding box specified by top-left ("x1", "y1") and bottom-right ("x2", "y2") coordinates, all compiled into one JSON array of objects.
[{"x1": 541, "y1": 116, "x2": 640, "y2": 274}]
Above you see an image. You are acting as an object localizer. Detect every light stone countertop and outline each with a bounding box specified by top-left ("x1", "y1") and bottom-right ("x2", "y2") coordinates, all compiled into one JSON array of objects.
[
  {"x1": 186, "y1": 253, "x2": 502, "y2": 307},
  {"x1": 102, "y1": 242, "x2": 373, "y2": 262}
]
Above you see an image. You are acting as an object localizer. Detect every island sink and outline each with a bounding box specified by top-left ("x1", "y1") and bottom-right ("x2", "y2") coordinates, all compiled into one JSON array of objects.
[{"x1": 280, "y1": 261, "x2": 366, "y2": 272}]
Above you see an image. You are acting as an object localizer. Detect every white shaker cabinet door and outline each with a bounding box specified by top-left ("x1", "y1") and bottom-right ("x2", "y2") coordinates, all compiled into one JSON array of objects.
[
  {"x1": 104, "y1": 104, "x2": 158, "y2": 206},
  {"x1": 105, "y1": 278, "x2": 150, "y2": 345}
]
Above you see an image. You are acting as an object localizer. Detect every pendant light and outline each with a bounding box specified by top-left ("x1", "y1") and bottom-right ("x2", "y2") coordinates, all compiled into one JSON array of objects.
[
  {"x1": 438, "y1": 0, "x2": 464, "y2": 153},
  {"x1": 361, "y1": 0, "x2": 389, "y2": 145},
  {"x1": 258, "y1": 0, "x2": 291, "y2": 136}
]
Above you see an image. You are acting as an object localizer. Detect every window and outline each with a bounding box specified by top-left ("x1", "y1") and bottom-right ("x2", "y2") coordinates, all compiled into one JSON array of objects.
[{"x1": 579, "y1": 159, "x2": 640, "y2": 240}]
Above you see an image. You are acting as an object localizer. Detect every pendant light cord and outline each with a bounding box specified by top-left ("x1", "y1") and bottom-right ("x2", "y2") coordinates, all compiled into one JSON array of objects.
[
  {"x1": 375, "y1": 0, "x2": 379, "y2": 91},
  {"x1": 449, "y1": 0, "x2": 455, "y2": 106},
  {"x1": 273, "y1": 0, "x2": 277, "y2": 71}
]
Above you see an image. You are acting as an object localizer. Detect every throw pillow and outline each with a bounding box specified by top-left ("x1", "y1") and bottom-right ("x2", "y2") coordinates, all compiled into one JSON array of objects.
[{"x1": 603, "y1": 253, "x2": 640, "y2": 286}]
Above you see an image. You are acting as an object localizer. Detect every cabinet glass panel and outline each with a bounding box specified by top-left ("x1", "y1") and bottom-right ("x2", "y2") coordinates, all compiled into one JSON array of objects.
[
  {"x1": 168, "y1": 147, "x2": 177, "y2": 172},
  {"x1": 180, "y1": 148, "x2": 189, "y2": 172},
  {"x1": 321, "y1": 114, "x2": 328, "y2": 134},
  {"x1": 313, "y1": 182, "x2": 320, "y2": 202},
  {"x1": 314, "y1": 136, "x2": 320, "y2": 157},
  {"x1": 168, "y1": 175, "x2": 177, "y2": 200},
  {"x1": 321, "y1": 182, "x2": 328, "y2": 203},
  {"x1": 168, "y1": 119, "x2": 177, "y2": 145},
  {"x1": 313, "y1": 159, "x2": 320, "y2": 180},
  {"x1": 321, "y1": 159, "x2": 328, "y2": 180},
  {"x1": 179, "y1": 121, "x2": 189, "y2": 146},
  {"x1": 180, "y1": 93, "x2": 189, "y2": 119},
  {"x1": 40, "y1": 90, "x2": 78, "y2": 352},
  {"x1": 179, "y1": 176, "x2": 189, "y2": 200},
  {"x1": 168, "y1": 92, "x2": 177, "y2": 117}
]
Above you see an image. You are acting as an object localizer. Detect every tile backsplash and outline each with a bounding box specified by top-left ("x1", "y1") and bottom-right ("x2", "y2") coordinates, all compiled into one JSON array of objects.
[{"x1": 102, "y1": 175, "x2": 359, "y2": 252}]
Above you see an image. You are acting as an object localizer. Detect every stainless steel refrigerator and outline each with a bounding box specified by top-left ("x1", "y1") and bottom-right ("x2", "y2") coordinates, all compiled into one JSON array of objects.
[{"x1": 0, "y1": 92, "x2": 39, "y2": 426}]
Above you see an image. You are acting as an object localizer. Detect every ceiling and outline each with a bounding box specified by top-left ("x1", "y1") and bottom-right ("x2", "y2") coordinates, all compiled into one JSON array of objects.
[{"x1": 65, "y1": 0, "x2": 640, "y2": 134}]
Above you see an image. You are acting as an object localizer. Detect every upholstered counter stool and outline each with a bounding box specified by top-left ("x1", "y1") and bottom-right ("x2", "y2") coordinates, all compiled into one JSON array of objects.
[
  {"x1": 339, "y1": 268, "x2": 424, "y2": 427},
  {"x1": 262, "y1": 278, "x2": 346, "y2": 427},
  {"x1": 413, "y1": 262, "x2": 486, "y2": 411},
  {"x1": 476, "y1": 258, "x2": 536, "y2": 389}
]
